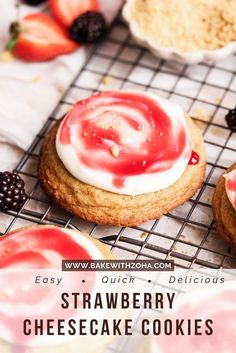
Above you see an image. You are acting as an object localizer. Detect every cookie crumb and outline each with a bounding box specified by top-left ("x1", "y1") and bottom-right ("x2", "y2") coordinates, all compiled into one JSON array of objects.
[
  {"x1": 215, "y1": 96, "x2": 223, "y2": 104},
  {"x1": 31, "y1": 75, "x2": 42, "y2": 84},
  {"x1": 192, "y1": 108, "x2": 211, "y2": 122},
  {"x1": 3, "y1": 287, "x2": 14, "y2": 298},
  {"x1": 140, "y1": 232, "x2": 148, "y2": 239},
  {"x1": 132, "y1": 0, "x2": 236, "y2": 51},
  {"x1": 21, "y1": 284, "x2": 30, "y2": 292},
  {"x1": 111, "y1": 145, "x2": 120, "y2": 157},
  {"x1": 1, "y1": 50, "x2": 14, "y2": 63},
  {"x1": 102, "y1": 76, "x2": 112, "y2": 85}
]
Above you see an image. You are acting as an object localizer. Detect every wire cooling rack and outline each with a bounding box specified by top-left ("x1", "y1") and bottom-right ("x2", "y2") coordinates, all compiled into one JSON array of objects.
[{"x1": 1, "y1": 17, "x2": 236, "y2": 270}]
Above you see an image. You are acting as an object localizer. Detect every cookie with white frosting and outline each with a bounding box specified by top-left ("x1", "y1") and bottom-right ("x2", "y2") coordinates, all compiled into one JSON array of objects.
[
  {"x1": 39, "y1": 90, "x2": 206, "y2": 226},
  {"x1": 212, "y1": 163, "x2": 236, "y2": 248},
  {"x1": 0, "y1": 225, "x2": 117, "y2": 353},
  {"x1": 148, "y1": 281, "x2": 236, "y2": 353}
]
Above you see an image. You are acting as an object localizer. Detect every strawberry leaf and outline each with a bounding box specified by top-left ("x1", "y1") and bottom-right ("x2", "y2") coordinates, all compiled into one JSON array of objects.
[
  {"x1": 6, "y1": 37, "x2": 18, "y2": 51},
  {"x1": 6, "y1": 22, "x2": 20, "y2": 52}
]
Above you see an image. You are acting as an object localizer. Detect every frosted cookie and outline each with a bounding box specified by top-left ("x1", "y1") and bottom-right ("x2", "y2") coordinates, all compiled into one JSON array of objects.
[
  {"x1": 148, "y1": 281, "x2": 236, "y2": 353},
  {"x1": 0, "y1": 225, "x2": 117, "y2": 353},
  {"x1": 212, "y1": 163, "x2": 236, "y2": 248},
  {"x1": 39, "y1": 90, "x2": 206, "y2": 226}
]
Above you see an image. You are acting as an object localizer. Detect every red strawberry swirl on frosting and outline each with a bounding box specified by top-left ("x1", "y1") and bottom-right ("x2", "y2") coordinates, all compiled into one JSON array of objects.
[
  {"x1": 56, "y1": 91, "x2": 194, "y2": 195},
  {"x1": 0, "y1": 227, "x2": 100, "y2": 347},
  {"x1": 0, "y1": 227, "x2": 92, "y2": 268},
  {"x1": 224, "y1": 170, "x2": 236, "y2": 210}
]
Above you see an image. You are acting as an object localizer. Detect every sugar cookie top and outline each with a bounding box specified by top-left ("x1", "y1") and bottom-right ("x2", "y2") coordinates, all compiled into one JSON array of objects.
[{"x1": 56, "y1": 90, "x2": 193, "y2": 196}]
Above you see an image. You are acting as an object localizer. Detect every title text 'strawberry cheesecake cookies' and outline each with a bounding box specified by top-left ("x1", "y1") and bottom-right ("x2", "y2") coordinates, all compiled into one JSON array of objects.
[
  {"x1": 0, "y1": 225, "x2": 117, "y2": 353},
  {"x1": 212, "y1": 163, "x2": 236, "y2": 249},
  {"x1": 39, "y1": 91, "x2": 206, "y2": 226}
]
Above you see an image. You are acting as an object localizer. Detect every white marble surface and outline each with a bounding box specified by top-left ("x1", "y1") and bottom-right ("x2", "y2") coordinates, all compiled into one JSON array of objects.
[
  {"x1": 0, "y1": 142, "x2": 23, "y2": 171},
  {"x1": 0, "y1": 0, "x2": 124, "y2": 151}
]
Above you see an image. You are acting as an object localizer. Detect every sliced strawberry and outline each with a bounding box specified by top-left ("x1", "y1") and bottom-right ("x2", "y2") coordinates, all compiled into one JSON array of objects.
[
  {"x1": 8, "y1": 13, "x2": 78, "y2": 62},
  {"x1": 49, "y1": 0, "x2": 99, "y2": 27}
]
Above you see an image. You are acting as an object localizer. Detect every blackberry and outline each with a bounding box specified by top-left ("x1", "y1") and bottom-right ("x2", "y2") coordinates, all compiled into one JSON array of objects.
[
  {"x1": 69, "y1": 11, "x2": 107, "y2": 44},
  {"x1": 225, "y1": 107, "x2": 236, "y2": 132},
  {"x1": 0, "y1": 172, "x2": 27, "y2": 212},
  {"x1": 22, "y1": 0, "x2": 47, "y2": 5}
]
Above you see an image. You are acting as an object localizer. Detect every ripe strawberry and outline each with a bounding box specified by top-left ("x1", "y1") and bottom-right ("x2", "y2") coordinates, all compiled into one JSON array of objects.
[
  {"x1": 7, "y1": 13, "x2": 78, "y2": 62},
  {"x1": 49, "y1": 0, "x2": 99, "y2": 27}
]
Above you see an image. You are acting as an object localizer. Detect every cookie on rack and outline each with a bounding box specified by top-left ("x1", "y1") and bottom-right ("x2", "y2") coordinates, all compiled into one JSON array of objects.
[
  {"x1": 1, "y1": 225, "x2": 114, "y2": 263},
  {"x1": 0, "y1": 225, "x2": 117, "y2": 353},
  {"x1": 39, "y1": 90, "x2": 206, "y2": 226},
  {"x1": 212, "y1": 163, "x2": 236, "y2": 249}
]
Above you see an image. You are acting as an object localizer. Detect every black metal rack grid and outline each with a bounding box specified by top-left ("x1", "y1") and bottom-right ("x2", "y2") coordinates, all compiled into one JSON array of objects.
[{"x1": 1, "y1": 17, "x2": 236, "y2": 270}]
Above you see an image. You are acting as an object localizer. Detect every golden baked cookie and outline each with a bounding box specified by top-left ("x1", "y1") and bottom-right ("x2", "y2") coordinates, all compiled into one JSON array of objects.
[
  {"x1": 212, "y1": 163, "x2": 236, "y2": 249},
  {"x1": 38, "y1": 115, "x2": 206, "y2": 227}
]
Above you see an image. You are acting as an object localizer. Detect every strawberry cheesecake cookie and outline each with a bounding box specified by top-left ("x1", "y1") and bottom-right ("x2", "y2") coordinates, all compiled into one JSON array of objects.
[
  {"x1": 39, "y1": 90, "x2": 206, "y2": 226},
  {"x1": 212, "y1": 163, "x2": 236, "y2": 249},
  {"x1": 148, "y1": 281, "x2": 236, "y2": 353},
  {"x1": 0, "y1": 225, "x2": 117, "y2": 353}
]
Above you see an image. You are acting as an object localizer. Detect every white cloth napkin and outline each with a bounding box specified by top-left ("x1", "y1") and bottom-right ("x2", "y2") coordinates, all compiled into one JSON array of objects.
[{"x1": 0, "y1": 0, "x2": 124, "y2": 150}]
